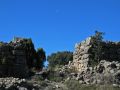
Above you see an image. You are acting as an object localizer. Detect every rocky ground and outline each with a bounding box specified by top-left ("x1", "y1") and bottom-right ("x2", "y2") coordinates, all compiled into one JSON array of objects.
[
  {"x1": 0, "y1": 60, "x2": 120, "y2": 90},
  {"x1": 0, "y1": 75, "x2": 120, "y2": 90},
  {"x1": 0, "y1": 73, "x2": 119, "y2": 89},
  {"x1": 0, "y1": 77, "x2": 68, "y2": 90},
  {"x1": 0, "y1": 77, "x2": 37, "y2": 90}
]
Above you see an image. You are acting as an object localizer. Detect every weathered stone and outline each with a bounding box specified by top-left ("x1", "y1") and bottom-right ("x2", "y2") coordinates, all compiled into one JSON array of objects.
[
  {"x1": 68, "y1": 36, "x2": 120, "y2": 85},
  {"x1": 81, "y1": 54, "x2": 89, "y2": 60},
  {"x1": 0, "y1": 37, "x2": 36, "y2": 78},
  {"x1": 12, "y1": 50, "x2": 25, "y2": 56}
]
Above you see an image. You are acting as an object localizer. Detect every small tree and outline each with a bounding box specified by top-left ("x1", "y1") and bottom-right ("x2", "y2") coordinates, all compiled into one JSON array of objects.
[
  {"x1": 48, "y1": 51, "x2": 73, "y2": 69},
  {"x1": 90, "y1": 31, "x2": 104, "y2": 66},
  {"x1": 35, "y1": 48, "x2": 46, "y2": 70}
]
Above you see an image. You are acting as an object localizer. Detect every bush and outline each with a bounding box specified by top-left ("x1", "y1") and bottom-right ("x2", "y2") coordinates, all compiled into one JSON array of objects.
[
  {"x1": 35, "y1": 48, "x2": 46, "y2": 70},
  {"x1": 89, "y1": 31, "x2": 104, "y2": 67},
  {"x1": 48, "y1": 51, "x2": 73, "y2": 69}
]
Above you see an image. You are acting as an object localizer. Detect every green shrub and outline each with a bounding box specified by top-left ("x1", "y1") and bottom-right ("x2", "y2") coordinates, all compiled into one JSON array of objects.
[
  {"x1": 89, "y1": 31, "x2": 104, "y2": 67},
  {"x1": 48, "y1": 51, "x2": 73, "y2": 69}
]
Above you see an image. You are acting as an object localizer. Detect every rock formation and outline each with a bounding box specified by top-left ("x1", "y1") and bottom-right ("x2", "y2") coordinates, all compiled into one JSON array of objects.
[
  {"x1": 0, "y1": 37, "x2": 36, "y2": 78},
  {"x1": 69, "y1": 36, "x2": 120, "y2": 73},
  {"x1": 0, "y1": 77, "x2": 40, "y2": 90},
  {"x1": 71, "y1": 37, "x2": 92, "y2": 72},
  {"x1": 67, "y1": 36, "x2": 120, "y2": 85}
]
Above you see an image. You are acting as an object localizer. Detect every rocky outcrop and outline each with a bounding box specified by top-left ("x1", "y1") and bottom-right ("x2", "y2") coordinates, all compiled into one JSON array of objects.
[
  {"x1": 0, "y1": 37, "x2": 36, "y2": 78},
  {"x1": 69, "y1": 37, "x2": 92, "y2": 72},
  {"x1": 72, "y1": 60, "x2": 120, "y2": 85},
  {"x1": 67, "y1": 36, "x2": 120, "y2": 85},
  {"x1": 60, "y1": 60, "x2": 120, "y2": 86},
  {"x1": 0, "y1": 77, "x2": 40, "y2": 90},
  {"x1": 69, "y1": 36, "x2": 120, "y2": 73}
]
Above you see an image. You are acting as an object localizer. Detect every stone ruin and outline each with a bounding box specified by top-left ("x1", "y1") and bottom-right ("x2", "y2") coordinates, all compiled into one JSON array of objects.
[
  {"x1": 69, "y1": 36, "x2": 120, "y2": 72},
  {"x1": 0, "y1": 37, "x2": 36, "y2": 78},
  {"x1": 67, "y1": 36, "x2": 120, "y2": 84},
  {"x1": 68, "y1": 37, "x2": 92, "y2": 72}
]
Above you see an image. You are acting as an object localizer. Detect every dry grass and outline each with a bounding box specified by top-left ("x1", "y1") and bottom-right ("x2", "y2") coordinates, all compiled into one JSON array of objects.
[{"x1": 65, "y1": 79, "x2": 120, "y2": 90}]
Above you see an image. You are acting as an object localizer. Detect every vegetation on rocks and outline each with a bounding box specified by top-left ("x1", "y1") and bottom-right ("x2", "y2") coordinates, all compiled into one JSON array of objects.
[
  {"x1": 89, "y1": 31, "x2": 104, "y2": 67},
  {"x1": 35, "y1": 48, "x2": 46, "y2": 70},
  {"x1": 0, "y1": 37, "x2": 46, "y2": 78},
  {"x1": 47, "y1": 51, "x2": 73, "y2": 69},
  {"x1": 0, "y1": 31, "x2": 120, "y2": 90}
]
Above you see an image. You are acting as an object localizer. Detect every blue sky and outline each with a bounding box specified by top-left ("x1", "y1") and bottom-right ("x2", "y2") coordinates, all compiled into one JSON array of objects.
[{"x1": 0, "y1": 0, "x2": 120, "y2": 56}]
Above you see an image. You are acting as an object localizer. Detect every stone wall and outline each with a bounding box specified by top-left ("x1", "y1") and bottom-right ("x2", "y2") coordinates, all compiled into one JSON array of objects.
[
  {"x1": 0, "y1": 37, "x2": 36, "y2": 78},
  {"x1": 70, "y1": 37, "x2": 92, "y2": 72},
  {"x1": 71, "y1": 37, "x2": 120, "y2": 72}
]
